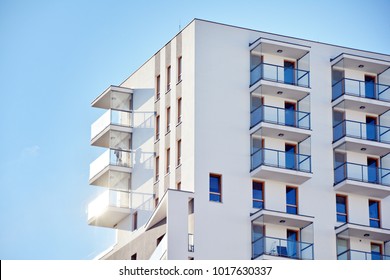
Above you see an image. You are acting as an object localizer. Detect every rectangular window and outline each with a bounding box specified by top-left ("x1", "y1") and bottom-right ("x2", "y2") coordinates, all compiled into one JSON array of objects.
[
  {"x1": 177, "y1": 140, "x2": 182, "y2": 166},
  {"x1": 166, "y1": 148, "x2": 170, "y2": 174},
  {"x1": 155, "y1": 156, "x2": 160, "y2": 181},
  {"x1": 369, "y1": 199, "x2": 380, "y2": 228},
  {"x1": 177, "y1": 181, "x2": 181, "y2": 190},
  {"x1": 371, "y1": 242, "x2": 383, "y2": 260},
  {"x1": 166, "y1": 107, "x2": 171, "y2": 132},
  {"x1": 178, "y1": 56, "x2": 182, "y2": 82},
  {"x1": 154, "y1": 197, "x2": 159, "y2": 207},
  {"x1": 336, "y1": 194, "x2": 348, "y2": 223},
  {"x1": 131, "y1": 253, "x2": 137, "y2": 260},
  {"x1": 252, "y1": 181, "x2": 264, "y2": 209},
  {"x1": 156, "y1": 115, "x2": 160, "y2": 140},
  {"x1": 132, "y1": 211, "x2": 138, "y2": 231},
  {"x1": 286, "y1": 186, "x2": 298, "y2": 214},
  {"x1": 167, "y1": 66, "x2": 171, "y2": 91},
  {"x1": 209, "y1": 174, "x2": 222, "y2": 202},
  {"x1": 156, "y1": 75, "x2": 161, "y2": 99},
  {"x1": 177, "y1": 97, "x2": 182, "y2": 123}
]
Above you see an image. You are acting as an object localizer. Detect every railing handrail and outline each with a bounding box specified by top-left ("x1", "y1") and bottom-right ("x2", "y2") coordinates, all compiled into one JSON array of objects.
[
  {"x1": 252, "y1": 235, "x2": 313, "y2": 248},
  {"x1": 332, "y1": 77, "x2": 390, "y2": 88},
  {"x1": 334, "y1": 161, "x2": 390, "y2": 173},
  {"x1": 333, "y1": 119, "x2": 390, "y2": 131},
  {"x1": 251, "y1": 62, "x2": 309, "y2": 74},
  {"x1": 337, "y1": 248, "x2": 390, "y2": 259},
  {"x1": 250, "y1": 104, "x2": 310, "y2": 115},
  {"x1": 251, "y1": 147, "x2": 311, "y2": 158}
]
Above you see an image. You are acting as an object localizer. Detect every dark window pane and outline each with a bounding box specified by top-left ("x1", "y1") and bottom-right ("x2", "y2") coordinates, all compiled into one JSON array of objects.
[
  {"x1": 370, "y1": 220, "x2": 380, "y2": 228},
  {"x1": 369, "y1": 201, "x2": 379, "y2": 219},
  {"x1": 252, "y1": 182, "x2": 263, "y2": 200},
  {"x1": 337, "y1": 214, "x2": 347, "y2": 223},
  {"x1": 253, "y1": 201, "x2": 263, "y2": 209},
  {"x1": 209, "y1": 176, "x2": 220, "y2": 193},
  {"x1": 286, "y1": 188, "x2": 296, "y2": 205},
  {"x1": 336, "y1": 196, "x2": 346, "y2": 213},
  {"x1": 287, "y1": 206, "x2": 297, "y2": 214},
  {"x1": 209, "y1": 193, "x2": 221, "y2": 202}
]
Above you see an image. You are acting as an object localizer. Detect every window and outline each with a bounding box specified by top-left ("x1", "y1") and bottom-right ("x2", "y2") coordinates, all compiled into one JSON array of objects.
[
  {"x1": 336, "y1": 195, "x2": 348, "y2": 223},
  {"x1": 371, "y1": 242, "x2": 383, "y2": 260},
  {"x1": 156, "y1": 115, "x2": 160, "y2": 140},
  {"x1": 156, "y1": 75, "x2": 161, "y2": 99},
  {"x1": 177, "y1": 97, "x2": 182, "y2": 123},
  {"x1": 166, "y1": 148, "x2": 170, "y2": 174},
  {"x1": 132, "y1": 211, "x2": 138, "y2": 231},
  {"x1": 154, "y1": 197, "x2": 159, "y2": 207},
  {"x1": 177, "y1": 140, "x2": 181, "y2": 166},
  {"x1": 286, "y1": 186, "x2": 298, "y2": 214},
  {"x1": 252, "y1": 181, "x2": 264, "y2": 209},
  {"x1": 369, "y1": 200, "x2": 380, "y2": 228},
  {"x1": 155, "y1": 156, "x2": 160, "y2": 181},
  {"x1": 166, "y1": 107, "x2": 171, "y2": 132},
  {"x1": 209, "y1": 174, "x2": 222, "y2": 202},
  {"x1": 177, "y1": 181, "x2": 181, "y2": 190},
  {"x1": 167, "y1": 66, "x2": 171, "y2": 91},
  {"x1": 131, "y1": 253, "x2": 137, "y2": 260},
  {"x1": 177, "y1": 56, "x2": 182, "y2": 82}
]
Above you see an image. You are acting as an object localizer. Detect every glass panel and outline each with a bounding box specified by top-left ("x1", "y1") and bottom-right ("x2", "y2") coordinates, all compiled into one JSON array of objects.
[
  {"x1": 285, "y1": 103, "x2": 296, "y2": 127},
  {"x1": 365, "y1": 76, "x2": 376, "y2": 99},
  {"x1": 285, "y1": 144, "x2": 296, "y2": 169},
  {"x1": 287, "y1": 230, "x2": 298, "y2": 258},
  {"x1": 253, "y1": 201, "x2": 264, "y2": 209},
  {"x1": 252, "y1": 182, "x2": 263, "y2": 200},
  {"x1": 284, "y1": 61, "x2": 295, "y2": 85},
  {"x1": 209, "y1": 193, "x2": 221, "y2": 202},
  {"x1": 366, "y1": 117, "x2": 378, "y2": 141},
  {"x1": 371, "y1": 244, "x2": 382, "y2": 260},
  {"x1": 336, "y1": 196, "x2": 346, "y2": 214},
  {"x1": 367, "y1": 158, "x2": 378, "y2": 183},
  {"x1": 209, "y1": 176, "x2": 220, "y2": 193}
]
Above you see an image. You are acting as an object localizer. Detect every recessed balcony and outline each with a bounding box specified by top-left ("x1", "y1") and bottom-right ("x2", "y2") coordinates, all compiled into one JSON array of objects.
[
  {"x1": 250, "y1": 105, "x2": 311, "y2": 143},
  {"x1": 333, "y1": 120, "x2": 390, "y2": 156},
  {"x1": 334, "y1": 162, "x2": 390, "y2": 198},
  {"x1": 87, "y1": 189, "x2": 130, "y2": 229},
  {"x1": 91, "y1": 109, "x2": 133, "y2": 148},
  {"x1": 251, "y1": 209, "x2": 314, "y2": 229},
  {"x1": 250, "y1": 62, "x2": 310, "y2": 88},
  {"x1": 336, "y1": 222, "x2": 390, "y2": 243},
  {"x1": 250, "y1": 148, "x2": 312, "y2": 184},
  {"x1": 252, "y1": 236, "x2": 314, "y2": 260},
  {"x1": 89, "y1": 149, "x2": 132, "y2": 190},
  {"x1": 332, "y1": 78, "x2": 390, "y2": 115}
]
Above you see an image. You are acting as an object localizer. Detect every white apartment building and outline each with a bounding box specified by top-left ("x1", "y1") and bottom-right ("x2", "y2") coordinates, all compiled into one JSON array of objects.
[{"x1": 87, "y1": 19, "x2": 390, "y2": 260}]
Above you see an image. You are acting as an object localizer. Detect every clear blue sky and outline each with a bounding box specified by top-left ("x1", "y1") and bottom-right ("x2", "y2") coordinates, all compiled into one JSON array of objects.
[{"x1": 0, "y1": 0, "x2": 389, "y2": 260}]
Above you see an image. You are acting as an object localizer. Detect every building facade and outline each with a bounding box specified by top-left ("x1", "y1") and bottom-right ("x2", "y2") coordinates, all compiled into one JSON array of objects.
[{"x1": 87, "y1": 19, "x2": 390, "y2": 260}]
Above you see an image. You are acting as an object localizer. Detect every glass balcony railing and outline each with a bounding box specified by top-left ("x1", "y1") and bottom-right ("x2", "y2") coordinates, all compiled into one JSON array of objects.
[
  {"x1": 251, "y1": 148, "x2": 311, "y2": 173},
  {"x1": 251, "y1": 105, "x2": 310, "y2": 129},
  {"x1": 250, "y1": 63, "x2": 310, "y2": 88},
  {"x1": 252, "y1": 236, "x2": 314, "y2": 260},
  {"x1": 334, "y1": 162, "x2": 390, "y2": 186},
  {"x1": 337, "y1": 249, "x2": 390, "y2": 260},
  {"x1": 332, "y1": 78, "x2": 390, "y2": 102},
  {"x1": 89, "y1": 149, "x2": 132, "y2": 180},
  {"x1": 87, "y1": 189, "x2": 130, "y2": 220},
  {"x1": 91, "y1": 109, "x2": 132, "y2": 140},
  {"x1": 333, "y1": 120, "x2": 390, "y2": 143}
]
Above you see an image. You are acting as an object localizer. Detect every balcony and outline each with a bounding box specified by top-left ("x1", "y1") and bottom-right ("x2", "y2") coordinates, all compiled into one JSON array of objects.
[
  {"x1": 336, "y1": 223, "x2": 390, "y2": 243},
  {"x1": 334, "y1": 162, "x2": 390, "y2": 198},
  {"x1": 250, "y1": 148, "x2": 312, "y2": 184},
  {"x1": 89, "y1": 149, "x2": 132, "y2": 190},
  {"x1": 333, "y1": 120, "x2": 390, "y2": 156},
  {"x1": 87, "y1": 189, "x2": 131, "y2": 229},
  {"x1": 250, "y1": 63, "x2": 310, "y2": 88},
  {"x1": 332, "y1": 78, "x2": 390, "y2": 115},
  {"x1": 251, "y1": 209, "x2": 314, "y2": 229},
  {"x1": 252, "y1": 236, "x2": 313, "y2": 260},
  {"x1": 338, "y1": 249, "x2": 390, "y2": 260},
  {"x1": 250, "y1": 105, "x2": 311, "y2": 142},
  {"x1": 91, "y1": 109, "x2": 133, "y2": 148},
  {"x1": 91, "y1": 85, "x2": 132, "y2": 111}
]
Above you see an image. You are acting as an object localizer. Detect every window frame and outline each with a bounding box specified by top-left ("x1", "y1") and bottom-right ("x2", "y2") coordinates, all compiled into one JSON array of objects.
[
  {"x1": 166, "y1": 106, "x2": 171, "y2": 133},
  {"x1": 177, "y1": 139, "x2": 182, "y2": 166},
  {"x1": 166, "y1": 148, "x2": 170, "y2": 174},
  {"x1": 156, "y1": 75, "x2": 161, "y2": 100},
  {"x1": 177, "y1": 56, "x2": 182, "y2": 82},
  {"x1": 209, "y1": 173, "x2": 222, "y2": 203},
  {"x1": 336, "y1": 194, "x2": 348, "y2": 223},
  {"x1": 155, "y1": 156, "x2": 160, "y2": 182},
  {"x1": 286, "y1": 186, "x2": 298, "y2": 214},
  {"x1": 369, "y1": 199, "x2": 381, "y2": 228},
  {"x1": 252, "y1": 180, "x2": 264, "y2": 209},
  {"x1": 166, "y1": 65, "x2": 171, "y2": 92},
  {"x1": 155, "y1": 115, "x2": 160, "y2": 140},
  {"x1": 177, "y1": 97, "x2": 182, "y2": 124}
]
